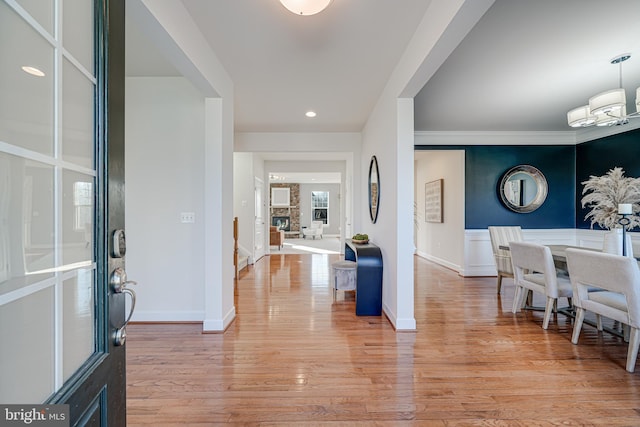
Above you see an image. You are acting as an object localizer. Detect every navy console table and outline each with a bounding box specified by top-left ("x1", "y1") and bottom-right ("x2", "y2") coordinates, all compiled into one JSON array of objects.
[{"x1": 345, "y1": 240, "x2": 383, "y2": 316}]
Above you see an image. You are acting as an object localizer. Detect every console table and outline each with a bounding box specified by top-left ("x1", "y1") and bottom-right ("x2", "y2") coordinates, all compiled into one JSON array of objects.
[{"x1": 345, "y1": 240, "x2": 383, "y2": 316}]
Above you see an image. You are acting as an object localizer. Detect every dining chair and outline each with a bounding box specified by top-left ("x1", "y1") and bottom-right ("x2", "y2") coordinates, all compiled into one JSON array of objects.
[
  {"x1": 565, "y1": 248, "x2": 640, "y2": 373},
  {"x1": 510, "y1": 242, "x2": 573, "y2": 330},
  {"x1": 488, "y1": 226, "x2": 524, "y2": 293}
]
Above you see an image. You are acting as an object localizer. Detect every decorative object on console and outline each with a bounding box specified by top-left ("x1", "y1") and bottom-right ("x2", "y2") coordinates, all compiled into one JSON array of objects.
[
  {"x1": 351, "y1": 233, "x2": 369, "y2": 244},
  {"x1": 567, "y1": 54, "x2": 640, "y2": 128},
  {"x1": 581, "y1": 167, "x2": 640, "y2": 257}
]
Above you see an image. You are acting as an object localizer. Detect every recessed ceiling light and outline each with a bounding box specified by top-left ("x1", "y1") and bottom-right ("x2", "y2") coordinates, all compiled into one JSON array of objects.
[
  {"x1": 21, "y1": 66, "x2": 45, "y2": 77},
  {"x1": 305, "y1": 111, "x2": 317, "y2": 118}
]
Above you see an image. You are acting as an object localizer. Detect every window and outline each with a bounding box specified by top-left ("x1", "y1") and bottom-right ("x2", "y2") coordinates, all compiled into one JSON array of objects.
[{"x1": 311, "y1": 191, "x2": 328, "y2": 225}]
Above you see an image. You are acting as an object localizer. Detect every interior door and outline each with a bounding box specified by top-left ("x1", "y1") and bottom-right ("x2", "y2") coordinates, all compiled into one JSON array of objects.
[
  {"x1": 0, "y1": 0, "x2": 128, "y2": 425},
  {"x1": 254, "y1": 177, "x2": 265, "y2": 260}
]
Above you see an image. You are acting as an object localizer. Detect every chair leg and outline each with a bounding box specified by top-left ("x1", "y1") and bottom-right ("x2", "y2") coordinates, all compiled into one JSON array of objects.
[
  {"x1": 626, "y1": 327, "x2": 640, "y2": 373},
  {"x1": 543, "y1": 297, "x2": 555, "y2": 330},
  {"x1": 596, "y1": 314, "x2": 603, "y2": 331},
  {"x1": 571, "y1": 308, "x2": 585, "y2": 344},
  {"x1": 526, "y1": 290, "x2": 533, "y2": 307},
  {"x1": 497, "y1": 274, "x2": 503, "y2": 294},
  {"x1": 512, "y1": 286, "x2": 522, "y2": 314}
]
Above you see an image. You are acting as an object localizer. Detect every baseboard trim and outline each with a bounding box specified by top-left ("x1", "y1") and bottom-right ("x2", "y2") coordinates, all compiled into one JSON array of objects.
[
  {"x1": 415, "y1": 250, "x2": 462, "y2": 274},
  {"x1": 203, "y1": 306, "x2": 237, "y2": 333},
  {"x1": 132, "y1": 310, "x2": 204, "y2": 322},
  {"x1": 382, "y1": 303, "x2": 417, "y2": 331}
]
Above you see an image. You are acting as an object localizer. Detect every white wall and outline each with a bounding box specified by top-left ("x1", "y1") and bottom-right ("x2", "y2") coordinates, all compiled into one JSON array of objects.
[
  {"x1": 126, "y1": 77, "x2": 205, "y2": 321},
  {"x1": 414, "y1": 151, "x2": 465, "y2": 271},
  {"x1": 299, "y1": 183, "x2": 341, "y2": 235},
  {"x1": 233, "y1": 152, "x2": 256, "y2": 261},
  {"x1": 129, "y1": 0, "x2": 235, "y2": 331}
]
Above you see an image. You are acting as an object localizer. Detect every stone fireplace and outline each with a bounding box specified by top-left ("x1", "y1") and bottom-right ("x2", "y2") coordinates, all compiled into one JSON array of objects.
[{"x1": 270, "y1": 183, "x2": 300, "y2": 234}]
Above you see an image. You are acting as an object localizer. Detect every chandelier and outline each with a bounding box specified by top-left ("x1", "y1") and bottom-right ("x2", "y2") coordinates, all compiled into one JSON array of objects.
[
  {"x1": 279, "y1": 0, "x2": 332, "y2": 16},
  {"x1": 567, "y1": 54, "x2": 640, "y2": 128}
]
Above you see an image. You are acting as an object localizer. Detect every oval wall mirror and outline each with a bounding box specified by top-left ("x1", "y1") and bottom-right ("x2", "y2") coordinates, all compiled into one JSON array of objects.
[
  {"x1": 369, "y1": 155, "x2": 380, "y2": 223},
  {"x1": 499, "y1": 165, "x2": 547, "y2": 213}
]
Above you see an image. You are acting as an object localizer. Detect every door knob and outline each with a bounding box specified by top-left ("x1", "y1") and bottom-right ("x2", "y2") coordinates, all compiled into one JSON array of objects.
[{"x1": 110, "y1": 267, "x2": 137, "y2": 293}]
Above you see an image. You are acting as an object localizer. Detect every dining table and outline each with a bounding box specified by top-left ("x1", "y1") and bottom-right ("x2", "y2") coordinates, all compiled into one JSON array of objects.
[
  {"x1": 546, "y1": 244, "x2": 600, "y2": 271},
  {"x1": 498, "y1": 244, "x2": 602, "y2": 271}
]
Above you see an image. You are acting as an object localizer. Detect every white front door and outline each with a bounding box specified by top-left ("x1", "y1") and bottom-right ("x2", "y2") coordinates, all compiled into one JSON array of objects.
[{"x1": 254, "y1": 177, "x2": 265, "y2": 260}]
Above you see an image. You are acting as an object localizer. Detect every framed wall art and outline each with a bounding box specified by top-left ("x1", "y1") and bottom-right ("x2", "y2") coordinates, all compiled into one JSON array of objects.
[{"x1": 424, "y1": 179, "x2": 443, "y2": 223}]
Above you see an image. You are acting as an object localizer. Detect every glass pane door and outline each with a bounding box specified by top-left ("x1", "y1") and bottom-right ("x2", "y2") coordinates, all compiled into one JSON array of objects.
[{"x1": 0, "y1": 0, "x2": 96, "y2": 403}]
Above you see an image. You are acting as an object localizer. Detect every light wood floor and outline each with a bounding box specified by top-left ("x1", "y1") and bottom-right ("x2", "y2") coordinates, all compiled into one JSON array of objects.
[{"x1": 126, "y1": 254, "x2": 640, "y2": 426}]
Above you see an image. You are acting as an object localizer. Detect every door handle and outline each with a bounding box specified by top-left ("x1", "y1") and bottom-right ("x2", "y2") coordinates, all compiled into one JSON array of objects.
[
  {"x1": 110, "y1": 267, "x2": 137, "y2": 346},
  {"x1": 114, "y1": 287, "x2": 136, "y2": 346}
]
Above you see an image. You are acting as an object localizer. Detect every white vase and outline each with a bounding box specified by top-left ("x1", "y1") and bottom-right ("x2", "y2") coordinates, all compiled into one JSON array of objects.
[{"x1": 603, "y1": 228, "x2": 634, "y2": 257}]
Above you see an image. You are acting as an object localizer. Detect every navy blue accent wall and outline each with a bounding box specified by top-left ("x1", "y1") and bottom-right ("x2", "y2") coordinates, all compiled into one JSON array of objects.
[
  {"x1": 576, "y1": 128, "x2": 640, "y2": 229},
  {"x1": 415, "y1": 145, "x2": 576, "y2": 229}
]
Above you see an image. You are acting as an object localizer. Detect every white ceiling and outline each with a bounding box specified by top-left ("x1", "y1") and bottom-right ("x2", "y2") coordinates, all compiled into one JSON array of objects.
[
  {"x1": 414, "y1": 0, "x2": 640, "y2": 132},
  {"x1": 126, "y1": 0, "x2": 432, "y2": 132},
  {"x1": 125, "y1": 0, "x2": 640, "y2": 134}
]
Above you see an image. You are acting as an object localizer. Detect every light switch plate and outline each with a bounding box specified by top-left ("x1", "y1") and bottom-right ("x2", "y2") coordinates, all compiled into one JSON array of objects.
[{"x1": 180, "y1": 212, "x2": 195, "y2": 223}]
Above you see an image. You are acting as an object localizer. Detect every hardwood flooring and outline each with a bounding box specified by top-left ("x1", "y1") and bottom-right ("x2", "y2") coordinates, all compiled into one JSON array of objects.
[{"x1": 126, "y1": 254, "x2": 640, "y2": 426}]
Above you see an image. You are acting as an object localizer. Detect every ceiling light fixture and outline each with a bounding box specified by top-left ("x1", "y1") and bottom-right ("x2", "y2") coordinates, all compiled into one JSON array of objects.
[
  {"x1": 567, "y1": 54, "x2": 640, "y2": 128},
  {"x1": 21, "y1": 66, "x2": 45, "y2": 77},
  {"x1": 305, "y1": 111, "x2": 317, "y2": 118},
  {"x1": 279, "y1": 0, "x2": 332, "y2": 16}
]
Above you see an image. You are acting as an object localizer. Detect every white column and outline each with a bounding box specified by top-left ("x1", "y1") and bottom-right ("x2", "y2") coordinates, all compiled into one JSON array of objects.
[
  {"x1": 395, "y1": 98, "x2": 416, "y2": 330},
  {"x1": 203, "y1": 97, "x2": 236, "y2": 331}
]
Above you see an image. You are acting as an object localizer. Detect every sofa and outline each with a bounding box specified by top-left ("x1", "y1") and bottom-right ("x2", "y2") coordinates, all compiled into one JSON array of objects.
[{"x1": 270, "y1": 226, "x2": 284, "y2": 250}]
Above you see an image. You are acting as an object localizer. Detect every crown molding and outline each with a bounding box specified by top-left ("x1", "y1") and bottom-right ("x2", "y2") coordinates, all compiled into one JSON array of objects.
[
  {"x1": 414, "y1": 131, "x2": 577, "y2": 146},
  {"x1": 414, "y1": 122, "x2": 640, "y2": 147},
  {"x1": 573, "y1": 120, "x2": 640, "y2": 144}
]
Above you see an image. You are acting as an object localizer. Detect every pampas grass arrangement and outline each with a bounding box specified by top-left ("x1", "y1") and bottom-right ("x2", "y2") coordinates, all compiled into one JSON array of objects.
[{"x1": 581, "y1": 167, "x2": 640, "y2": 230}]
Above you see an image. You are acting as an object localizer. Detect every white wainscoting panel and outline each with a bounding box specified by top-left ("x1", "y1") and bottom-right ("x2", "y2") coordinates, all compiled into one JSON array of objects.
[
  {"x1": 461, "y1": 228, "x2": 640, "y2": 277},
  {"x1": 463, "y1": 228, "x2": 579, "y2": 277}
]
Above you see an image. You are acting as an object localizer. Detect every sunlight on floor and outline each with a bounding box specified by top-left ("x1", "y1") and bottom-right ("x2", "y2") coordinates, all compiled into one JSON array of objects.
[{"x1": 282, "y1": 242, "x2": 339, "y2": 254}]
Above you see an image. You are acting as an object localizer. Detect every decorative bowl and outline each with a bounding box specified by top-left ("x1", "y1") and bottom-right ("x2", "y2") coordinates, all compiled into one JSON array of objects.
[{"x1": 351, "y1": 239, "x2": 369, "y2": 244}]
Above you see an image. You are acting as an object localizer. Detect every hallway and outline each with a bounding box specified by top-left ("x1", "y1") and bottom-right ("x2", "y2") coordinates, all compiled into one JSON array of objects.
[{"x1": 126, "y1": 254, "x2": 640, "y2": 425}]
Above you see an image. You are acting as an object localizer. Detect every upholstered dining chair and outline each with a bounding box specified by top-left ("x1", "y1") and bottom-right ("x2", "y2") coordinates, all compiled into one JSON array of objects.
[
  {"x1": 565, "y1": 248, "x2": 640, "y2": 373},
  {"x1": 510, "y1": 241, "x2": 573, "y2": 330},
  {"x1": 488, "y1": 226, "x2": 524, "y2": 293}
]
